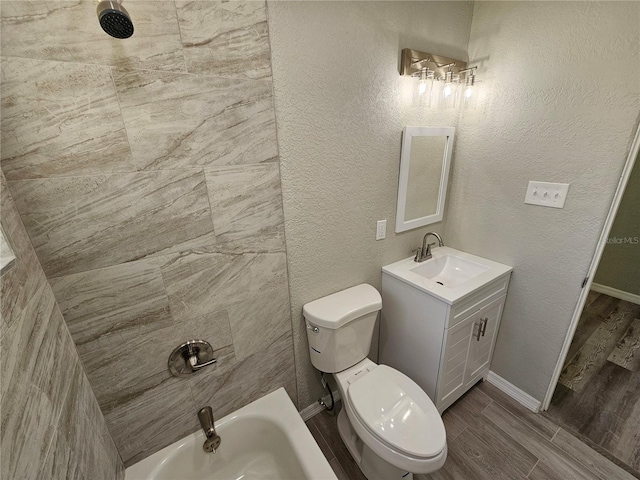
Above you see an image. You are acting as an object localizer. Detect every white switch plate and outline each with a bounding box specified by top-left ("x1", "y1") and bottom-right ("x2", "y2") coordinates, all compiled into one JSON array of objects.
[
  {"x1": 376, "y1": 220, "x2": 387, "y2": 240},
  {"x1": 524, "y1": 181, "x2": 570, "y2": 209}
]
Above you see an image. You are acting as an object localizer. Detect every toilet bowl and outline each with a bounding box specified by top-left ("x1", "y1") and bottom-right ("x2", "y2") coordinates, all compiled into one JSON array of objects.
[{"x1": 304, "y1": 284, "x2": 447, "y2": 480}]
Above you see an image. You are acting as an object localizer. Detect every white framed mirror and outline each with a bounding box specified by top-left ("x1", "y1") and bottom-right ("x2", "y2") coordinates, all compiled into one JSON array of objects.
[{"x1": 395, "y1": 126, "x2": 455, "y2": 232}]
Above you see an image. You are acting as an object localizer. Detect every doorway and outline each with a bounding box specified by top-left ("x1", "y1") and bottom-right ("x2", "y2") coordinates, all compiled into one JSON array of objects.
[{"x1": 544, "y1": 141, "x2": 640, "y2": 474}]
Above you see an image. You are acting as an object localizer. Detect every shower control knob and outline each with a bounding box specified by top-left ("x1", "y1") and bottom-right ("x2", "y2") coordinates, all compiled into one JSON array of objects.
[{"x1": 168, "y1": 340, "x2": 217, "y2": 377}]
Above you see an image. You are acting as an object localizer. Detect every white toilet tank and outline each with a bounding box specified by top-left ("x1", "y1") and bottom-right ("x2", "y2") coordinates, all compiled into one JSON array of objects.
[{"x1": 303, "y1": 284, "x2": 382, "y2": 373}]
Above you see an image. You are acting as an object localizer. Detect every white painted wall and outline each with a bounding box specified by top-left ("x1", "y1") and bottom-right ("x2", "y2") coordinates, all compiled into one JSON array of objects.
[
  {"x1": 445, "y1": 1, "x2": 640, "y2": 400},
  {"x1": 268, "y1": 0, "x2": 473, "y2": 408}
]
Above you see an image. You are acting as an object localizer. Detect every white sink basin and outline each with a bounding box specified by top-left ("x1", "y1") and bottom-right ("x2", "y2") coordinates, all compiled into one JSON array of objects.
[
  {"x1": 410, "y1": 254, "x2": 489, "y2": 288},
  {"x1": 383, "y1": 247, "x2": 513, "y2": 304}
]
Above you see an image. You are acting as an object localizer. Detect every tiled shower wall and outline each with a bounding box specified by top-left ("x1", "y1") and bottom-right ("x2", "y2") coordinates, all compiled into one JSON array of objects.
[
  {"x1": 1, "y1": 0, "x2": 296, "y2": 466},
  {"x1": 1, "y1": 171, "x2": 124, "y2": 479}
]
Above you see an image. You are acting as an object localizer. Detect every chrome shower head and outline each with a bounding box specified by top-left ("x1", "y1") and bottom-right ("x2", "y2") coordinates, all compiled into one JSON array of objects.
[{"x1": 97, "y1": 0, "x2": 134, "y2": 39}]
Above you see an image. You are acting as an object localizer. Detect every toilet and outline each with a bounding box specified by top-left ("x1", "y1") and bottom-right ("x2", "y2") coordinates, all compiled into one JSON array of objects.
[{"x1": 304, "y1": 284, "x2": 447, "y2": 480}]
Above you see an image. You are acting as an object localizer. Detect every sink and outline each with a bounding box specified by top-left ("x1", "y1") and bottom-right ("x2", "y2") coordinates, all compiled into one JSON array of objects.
[
  {"x1": 410, "y1": 255, "x2": 489, "y2": 288},
  {"x1": 382, "y1": 247, "x2": 513, "y2": 304}
]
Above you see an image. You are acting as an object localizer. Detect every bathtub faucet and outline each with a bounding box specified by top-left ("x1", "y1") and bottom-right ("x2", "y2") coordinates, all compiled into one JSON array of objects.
[{"x1": 198, "y1": 406, "x2": 222, "y2": 453}]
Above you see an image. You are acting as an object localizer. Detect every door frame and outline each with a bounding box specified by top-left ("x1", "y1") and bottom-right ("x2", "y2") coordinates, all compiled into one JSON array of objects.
[{"x1": 542, "y1": 121, "x2": 640, "y2": 411}]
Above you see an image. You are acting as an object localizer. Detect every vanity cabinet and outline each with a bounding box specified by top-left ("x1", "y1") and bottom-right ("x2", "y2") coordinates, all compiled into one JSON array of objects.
[{"x1": 380, "y1": 271, "x2": 511, "y2": 413}]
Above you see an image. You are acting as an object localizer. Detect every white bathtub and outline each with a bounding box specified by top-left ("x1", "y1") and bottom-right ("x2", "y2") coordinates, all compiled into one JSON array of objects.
[{"x1": 125, "y1": 388, "x2": 337, "y2": 480}]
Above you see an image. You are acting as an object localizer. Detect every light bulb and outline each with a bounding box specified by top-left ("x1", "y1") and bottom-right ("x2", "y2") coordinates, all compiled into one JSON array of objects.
[
  {"x1": 417, "y1": 67, "x2": 429, "y2": 96},
  {"x1": 464, "y1": 86, "x2": 473, "y2": 98},
  {"x1": 443, "y1": 84, "x2": 453, "y2": 97}
]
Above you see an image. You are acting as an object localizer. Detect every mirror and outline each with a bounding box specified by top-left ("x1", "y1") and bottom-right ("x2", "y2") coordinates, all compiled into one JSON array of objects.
[
  {"x1": 0, "y1": 225, "x2": 16, "y2": 276},
  {"x1": 395, "y1": 126, "x2": 455, "y2": 232}
]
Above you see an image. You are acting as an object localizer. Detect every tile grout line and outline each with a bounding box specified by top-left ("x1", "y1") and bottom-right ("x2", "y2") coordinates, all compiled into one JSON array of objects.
[
  {"x1": 479, "y1": 397, "x2": 494, "y2": 415},
  {"x1": 309, "y1": 415, "x2": 337, "y2": 463},
  {"x1": 171, "y1": 0, "x2": 189, "y2": 72},
  {"x1": 547, "y1": 426, "x2": 636, "y2": 480},
  {"x1": 108, "y1": 65, "x2": 138, "y2": 172},
  {"x1": 0, "y1": 53, "x2": 266, "y2": 81},
  {"x1": 526, "y1": 459, "x2": 540, "y2": 478},
  {"x1": 488, "y1": 397, "x2": 628, "y2": 480}
]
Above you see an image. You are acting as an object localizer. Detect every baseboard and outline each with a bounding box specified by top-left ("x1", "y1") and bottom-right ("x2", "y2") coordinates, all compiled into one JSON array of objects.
[
  {"x1": 591, "y1": 283, "x2": 640, "y2": 305},
  {"x1": 486, "y1": 371, "x2": 541, "y2": 413},
  {"x1": 299, "y1": 390, "x2": 341, "y2": 421}
]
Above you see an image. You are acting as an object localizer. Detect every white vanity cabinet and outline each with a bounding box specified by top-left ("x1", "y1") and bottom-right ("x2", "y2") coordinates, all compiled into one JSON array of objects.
[{"x1": 380, "y1": 269, "x2": 511, "y2": 413}]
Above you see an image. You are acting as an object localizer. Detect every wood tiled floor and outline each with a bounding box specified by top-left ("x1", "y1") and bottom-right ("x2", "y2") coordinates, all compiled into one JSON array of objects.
[
  {"x1": 546, "y1": 291, "x2": 640, "y2": 475},
  {"x1": 306, "y1": 381, "x2": 637, "y2": 480}
]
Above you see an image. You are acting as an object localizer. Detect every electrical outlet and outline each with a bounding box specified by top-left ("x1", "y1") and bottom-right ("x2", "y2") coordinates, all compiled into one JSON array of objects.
[
  {"x1": 376, "y1": 220, "x2": 387, "y2": 240},
  {"x1": 524, "y1": 181, "x2": 570, "y2": 209}
]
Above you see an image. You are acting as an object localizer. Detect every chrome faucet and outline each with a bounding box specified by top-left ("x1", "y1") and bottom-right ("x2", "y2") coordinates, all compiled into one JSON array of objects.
[
  {"x1": 198, "y1": 406, "x2": 221, "y2": 453},
  {"x1": 413, "y1": 232, "x2": 444, "y2": 262}
]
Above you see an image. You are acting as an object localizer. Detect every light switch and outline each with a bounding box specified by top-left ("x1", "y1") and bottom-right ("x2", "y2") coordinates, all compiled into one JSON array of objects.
[
  {"x1": 524, "y1": 181, "x2": 570, "y2": 209},
  {"x1": 376, "y1": 220, "x2": 387, "y2": 240}
]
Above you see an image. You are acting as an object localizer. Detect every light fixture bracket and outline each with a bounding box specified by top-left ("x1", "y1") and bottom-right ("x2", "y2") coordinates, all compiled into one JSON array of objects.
[{"x1": 400, "y1": 48, "x2": 468, "y2": 79}]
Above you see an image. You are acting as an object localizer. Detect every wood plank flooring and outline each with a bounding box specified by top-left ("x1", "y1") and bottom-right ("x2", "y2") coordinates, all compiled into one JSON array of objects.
[
  {"x1": 559, "y1": 295, "x2": 638, "y2": 392},
  {"x1": 608, "y1": 318, "x2": 640, "y2": 371},
  {"x1": 546, "y1": 291, "x2": 640, "y2": 475},
  {"x1": 306, "y1": 381, "x2": 635, "y2": 480}
]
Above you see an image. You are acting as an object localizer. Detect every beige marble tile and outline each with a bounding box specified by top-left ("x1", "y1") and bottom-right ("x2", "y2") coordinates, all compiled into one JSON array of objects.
[
  {"x1": 190, "y1": 332, "x2": 297, "y2": 418},
  {"x1": 1, "y1": 57, "x2": 134, "y2": 180},
  {"x1": 49, "y1": 258, "x2": 172, "y2": 346},
  {"x1": 0, "y1": 1, "x2": 185, "y2": 73},
  {"x1": 1, "y1": 285, "x2": 78, "y2": 480},
  {"x1": 160, "y1": 251, "x2": 288, "y2": 321},
  {"x1": 103, "y1": 372, "x2": 199, "y2": 466},
  {"x1": 2, "y1": 383, "x2": 63, "y2": 480},
  {"x1": 0, "y1": 235, "x2": 48, "y2": 336},
  {"x1": 0, "y1": 172, "x2": 48, "y2": 335},
  {"x1": 227, "y1": 275, "x2": 291, "y2": 361},
  {"x1": 113, "y1": 68, "x2": 278, "y2": 170},
  {"x1": 37, "y1": 363, "x2": 99, "y2": 480},
  {"x1": 176, "y1": 0, "x2": 272, "y2": 79},
  {"x1": 66, "y1": 363, "x2": 124, "y2": 480},
  {"x1": 9, "y1": 169, "x2": 214, "y2": 277},
  {"x1": 205, "y1": 164, "x2": 285, "y2": 252},
  {"x1": 80, "y1": 309, "x2": 233, "y2": 408}
]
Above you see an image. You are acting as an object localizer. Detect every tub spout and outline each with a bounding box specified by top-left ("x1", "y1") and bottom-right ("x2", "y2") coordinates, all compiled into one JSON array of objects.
[{"x1": 198, "y1": 406, "x2": 222, "y2": 453}]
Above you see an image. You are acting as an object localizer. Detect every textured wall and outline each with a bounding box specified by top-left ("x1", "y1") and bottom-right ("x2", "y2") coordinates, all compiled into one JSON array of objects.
[
  {"x1": 1, "y1": 172, "x2": 124, "y2": 480},
  {"x1": 267, "y1": 0, "x2": 473, "y2": 409},
  {"x1": 594, "y1": 152, "x2": 640, "y2": 295},
  {"x1": 445, "y1": 1, "x2": 640, "y2": 400},
  {"x1": 1, "y1": 0, "x2": 295, "y2": 466}
]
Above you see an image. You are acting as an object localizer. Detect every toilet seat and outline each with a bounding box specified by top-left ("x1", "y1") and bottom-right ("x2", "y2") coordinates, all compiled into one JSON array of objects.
[
  {"x1": 347, "y1": 365, "x2": 446, "y2": 459},
  {"x1": 334, "y1": 359, "x2": 447, "y2": 474}
]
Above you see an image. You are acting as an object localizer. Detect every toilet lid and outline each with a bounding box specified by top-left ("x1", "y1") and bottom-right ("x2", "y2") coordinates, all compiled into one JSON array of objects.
[{"x1": 347, "y1": 365, "x2": 446, "y2": 458}]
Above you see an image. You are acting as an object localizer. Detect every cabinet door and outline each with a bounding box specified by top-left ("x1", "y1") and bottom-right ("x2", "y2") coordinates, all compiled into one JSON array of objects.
[
  {"x1": 436, "y1": 312, "x2": 478, "y2": 406},
  {"x1": 465, "y1": 295, "x2": 506, "y2": 384}
]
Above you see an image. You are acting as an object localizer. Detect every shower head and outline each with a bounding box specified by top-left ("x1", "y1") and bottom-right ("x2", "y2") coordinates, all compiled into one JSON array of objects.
[{"x1": 97, "y1": 0, "x2": 134, "y2": 39}]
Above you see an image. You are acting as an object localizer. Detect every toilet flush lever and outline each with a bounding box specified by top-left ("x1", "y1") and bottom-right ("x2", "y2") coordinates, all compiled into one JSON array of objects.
[
  {"x1": 307, "y1": 324, "x2": 319, "y2": 333},
  {"x1": 168, "y1": 340, "x2": 217, "y2": 377}
]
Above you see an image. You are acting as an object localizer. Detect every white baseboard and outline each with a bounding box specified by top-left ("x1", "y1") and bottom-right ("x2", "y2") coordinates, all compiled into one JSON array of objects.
[
  {"x1": 299, "y1": 390, "x2": 341, "y2": 421},
  {"x1": 591, "y1": 283, "x2": 640, "y2": 305},
  {"x1": 486, "y1": 371, "x2": 541, "y2": 413}
]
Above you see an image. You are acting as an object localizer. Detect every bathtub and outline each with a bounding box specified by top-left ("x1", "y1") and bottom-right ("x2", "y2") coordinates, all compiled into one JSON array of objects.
[{"x1": 125, "y1": 388, "x2": 337, "y2": 480}]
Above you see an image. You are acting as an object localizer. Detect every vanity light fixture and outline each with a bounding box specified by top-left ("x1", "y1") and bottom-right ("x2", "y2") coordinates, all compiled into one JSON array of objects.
[{"x1": 400, "y1": 48, "x2": 479, "y2": 108}]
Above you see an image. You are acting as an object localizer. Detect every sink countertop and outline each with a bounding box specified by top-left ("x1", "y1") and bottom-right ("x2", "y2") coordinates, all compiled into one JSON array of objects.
[{"x1": 382, "y1": 246, "x2": 513, "y2": 305}]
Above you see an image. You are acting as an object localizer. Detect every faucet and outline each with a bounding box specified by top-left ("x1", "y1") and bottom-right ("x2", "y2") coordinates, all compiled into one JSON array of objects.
[
  {"x1": 198, "y1": 406, "x2": 221, "y2": 453},
  {"x1": 413, "y1": 232, "x2": 444, "y2": 262}
]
